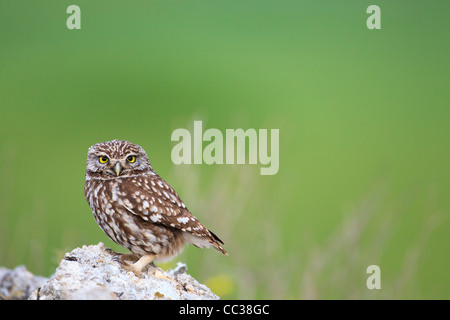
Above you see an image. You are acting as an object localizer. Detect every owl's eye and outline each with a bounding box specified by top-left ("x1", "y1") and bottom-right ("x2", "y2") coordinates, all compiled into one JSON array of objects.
[
  {"x1": 127, "y1": 155, "x2": 136, "y2": 163},
  {"x1": 99, "y1": 156, "x2": 109, "y2": 164}
]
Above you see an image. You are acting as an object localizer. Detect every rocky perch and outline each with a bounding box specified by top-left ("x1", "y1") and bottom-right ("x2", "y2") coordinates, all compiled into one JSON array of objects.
[{"x1": 0, "y1": 243, "x2": 218, "y2": 300}]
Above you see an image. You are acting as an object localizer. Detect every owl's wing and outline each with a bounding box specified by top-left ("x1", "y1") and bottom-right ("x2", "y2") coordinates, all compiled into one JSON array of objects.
[{"x1": 117, "y1": 175, "x2": 226, "y2": 254}]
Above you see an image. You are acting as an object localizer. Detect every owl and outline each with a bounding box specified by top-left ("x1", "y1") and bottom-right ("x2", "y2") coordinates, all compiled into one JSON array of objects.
[{"x1": 84, "y1": 140, "x2": 227, "y2": 275}]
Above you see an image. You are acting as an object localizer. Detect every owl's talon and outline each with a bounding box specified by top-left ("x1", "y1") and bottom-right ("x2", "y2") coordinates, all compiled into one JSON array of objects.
[
  {"x1": 112, "y1": 253, "x2": 139, "y2": 266},
  {"x1": 112, "y1": 254, "x2": 125, "y2": 264},
  {"x1": 105, "y1": 248, "x2": 120, "y2": 256},
  {"x1": 106, "y1": 248, "x2": 130, "y2": 265}
]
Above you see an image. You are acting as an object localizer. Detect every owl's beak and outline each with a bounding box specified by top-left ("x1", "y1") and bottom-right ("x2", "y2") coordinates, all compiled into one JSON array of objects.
[{"x1": 114, "y1": 162, "x2": 122, "y2": 176}]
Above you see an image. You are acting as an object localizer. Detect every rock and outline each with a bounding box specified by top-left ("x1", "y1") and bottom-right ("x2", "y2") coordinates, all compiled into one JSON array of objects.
[
  {"x1": 0, "y1": 265, "x2": 47, "y2": 300},
  {"x1": 27, "y1": 242, "x2": 219, "y2": 300}
]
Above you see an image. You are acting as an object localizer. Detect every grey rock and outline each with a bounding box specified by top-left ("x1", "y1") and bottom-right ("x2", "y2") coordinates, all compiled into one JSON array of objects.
[
  {"x1": 27, "y1": 242, "x2": 218, "y2": 300},
  {"x1": 0, "y1": 265, "x2": 47, "y2": 300}
]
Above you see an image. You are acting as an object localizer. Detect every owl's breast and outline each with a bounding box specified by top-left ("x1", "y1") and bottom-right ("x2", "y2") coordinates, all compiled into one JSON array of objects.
[{"x1": 85, "y1": 178, "x2": 131, "y2": 247}]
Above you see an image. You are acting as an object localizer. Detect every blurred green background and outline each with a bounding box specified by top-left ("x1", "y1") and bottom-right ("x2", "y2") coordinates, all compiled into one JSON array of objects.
[{"x1": 0, "y1": 1, "x2": 449, "y2": 299}]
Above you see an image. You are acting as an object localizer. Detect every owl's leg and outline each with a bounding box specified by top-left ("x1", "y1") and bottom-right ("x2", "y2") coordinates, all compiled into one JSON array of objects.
[
  {"x1": 122, "y1": 254, "x2": 155, "y2": 276},
  {"x1": 114, "y1": 253, "x2": 140, "y2": 265},
  {"x1": 105, "y1": 248, "x2": 139, "y2": 264}
]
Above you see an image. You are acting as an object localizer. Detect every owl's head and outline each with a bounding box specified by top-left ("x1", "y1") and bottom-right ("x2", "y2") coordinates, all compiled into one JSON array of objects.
[{"x1": 86, "y1": 140, "x2": 153, "y2": 179}]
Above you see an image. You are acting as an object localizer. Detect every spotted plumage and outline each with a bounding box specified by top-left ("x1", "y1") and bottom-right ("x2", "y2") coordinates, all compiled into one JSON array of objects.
[{"x1": 84, "y1": 140, "x2": 227, "y2": 274}]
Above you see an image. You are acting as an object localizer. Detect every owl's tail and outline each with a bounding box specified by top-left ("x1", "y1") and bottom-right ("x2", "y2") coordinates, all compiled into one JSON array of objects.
[
  {"x1": 209, "y1": 230, "x2": 228, "y2": 255},
  {"x1": 183, "y1": 229, "x2": 228, "y2": 255}
]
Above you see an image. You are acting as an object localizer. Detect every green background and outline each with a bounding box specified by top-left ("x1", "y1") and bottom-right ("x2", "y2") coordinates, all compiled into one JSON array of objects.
[{"x1": 0, "y1": 1, "x2": 449, "y2": 299}]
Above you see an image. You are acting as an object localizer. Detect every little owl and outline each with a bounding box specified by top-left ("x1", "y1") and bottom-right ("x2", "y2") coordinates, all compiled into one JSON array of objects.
[{"x1": 84, "y1": 140, "x2": 227, "y2": 275}]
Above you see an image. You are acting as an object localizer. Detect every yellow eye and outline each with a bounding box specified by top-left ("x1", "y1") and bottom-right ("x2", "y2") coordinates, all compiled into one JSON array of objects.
[
  {"x1": 127, "y1": 155, "x2": 136, "y2": 163},
  {"x1": 99, "y1": 156, "x2": 109, "y2": 164}
]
